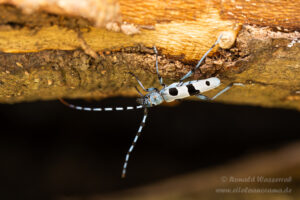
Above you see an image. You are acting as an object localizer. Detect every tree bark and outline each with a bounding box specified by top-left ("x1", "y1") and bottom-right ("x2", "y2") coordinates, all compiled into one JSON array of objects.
[{"x1": 0, "y1": 2, "x2": 299, "y2": 111}]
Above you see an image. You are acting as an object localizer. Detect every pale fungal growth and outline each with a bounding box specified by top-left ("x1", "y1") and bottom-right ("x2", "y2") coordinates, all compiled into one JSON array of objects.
[
  {"x1": 106, "y1": 22, "x2": 121, "y2": 32},
  {"x1": 219, "y1": 24, "x2": 242, "y2": 49},
  {"x1": 287, "y1": 38, "x2": 300, "y2": 48},
  {"x1": 219, "y1": 31, "x2": 236, "y2": 49},
  {"x1": 120, "y1": 23, "x2": 141, "y2": 35}
]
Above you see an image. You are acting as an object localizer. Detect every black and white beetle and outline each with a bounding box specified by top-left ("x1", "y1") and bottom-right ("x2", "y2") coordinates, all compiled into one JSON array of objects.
[{"x1": 60, "y1": 34, "x2": 243, "y2": 177}]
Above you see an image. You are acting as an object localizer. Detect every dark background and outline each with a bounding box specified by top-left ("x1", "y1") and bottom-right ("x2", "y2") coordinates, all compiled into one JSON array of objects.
[{"x1": 0, "y1": 98, "x2": 299, "y2": 199}]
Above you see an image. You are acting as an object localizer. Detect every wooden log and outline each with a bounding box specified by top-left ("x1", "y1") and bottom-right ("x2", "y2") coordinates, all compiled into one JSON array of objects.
[{"x1": 0, "y1": 1, "x2": 299, "y2": 111}]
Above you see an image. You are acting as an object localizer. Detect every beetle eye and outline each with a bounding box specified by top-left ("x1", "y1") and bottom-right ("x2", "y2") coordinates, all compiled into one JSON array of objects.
[{"x1": 206, "y1": 81, "x2": 210, "y2": 86}]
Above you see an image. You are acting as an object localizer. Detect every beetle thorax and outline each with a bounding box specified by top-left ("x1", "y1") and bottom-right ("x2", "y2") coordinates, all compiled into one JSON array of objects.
[{"x1": 137, "y1": 90, "x2": 164, "y2": 107}]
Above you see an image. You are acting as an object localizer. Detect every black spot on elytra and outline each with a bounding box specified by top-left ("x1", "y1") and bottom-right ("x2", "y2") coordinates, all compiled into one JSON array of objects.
[
  {"x1": 169, "y1": 88, "x2": 178, "y2": 96},
  {"x1": 187, "y1": 84, "x2": 200, "y2": 95},
  {"x1": 206, "y1": 81, "x2": 210, "y2": 86}
]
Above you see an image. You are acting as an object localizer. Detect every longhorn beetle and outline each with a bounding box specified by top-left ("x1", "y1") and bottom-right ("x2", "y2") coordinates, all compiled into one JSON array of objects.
[{"x1": 59, "y1": 34, "x2": 243, "y2": 178}]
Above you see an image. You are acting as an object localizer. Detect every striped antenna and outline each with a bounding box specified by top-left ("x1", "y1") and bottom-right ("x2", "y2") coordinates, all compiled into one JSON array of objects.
[
  {"x1": 59, "y1": 98, "x2": 144, "y2": 111},
  {"x1": 122, "y1": 107, "x2": 148, "y2": 178},
  {"x1": 153, "y1": 46, "x2": 165, "y2": 87},
  {"x1": 179, "y1": 34, "x2": 223, "y2": 83},
  {"x1": 211, "y1": 83, "x2": 244, "y2": 100}
]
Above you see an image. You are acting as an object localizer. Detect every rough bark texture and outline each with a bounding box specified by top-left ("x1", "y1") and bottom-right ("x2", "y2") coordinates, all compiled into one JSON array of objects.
[{"x1": 0, "y1": 1, "x2": 300, "y2": 111}]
